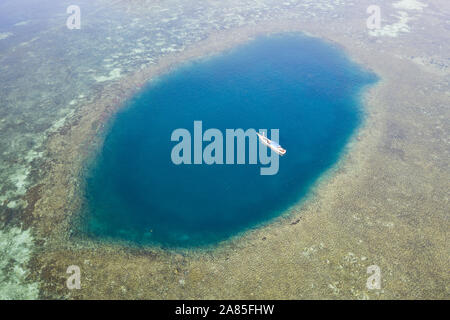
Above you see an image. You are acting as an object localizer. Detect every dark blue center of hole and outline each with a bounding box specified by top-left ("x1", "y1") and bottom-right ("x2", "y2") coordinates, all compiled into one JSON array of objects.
[{"x1": 83, "y1": 33, "x2": 377, "y2": 248}]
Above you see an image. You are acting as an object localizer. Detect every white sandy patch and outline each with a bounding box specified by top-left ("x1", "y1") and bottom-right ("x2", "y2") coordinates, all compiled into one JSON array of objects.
[
  {"x1": 0, "y1": 32, "x2": 13, "y2": 40},
  {"x1": 369, "y1": 11, "x2": 411, "y2": 37},
  {"x1": 10, "y1": 167, "x2": 30, "y2": 196},
  {"x1": 14, "y1": 21, "x2": 30, "y2": 27},
  {"x1": 6, "y1": 199, "x2": 27, "y2": 209},
  {"x1": 24, "y1": 149, "x2": 43, "y2": 164},
  {"x1": 393, "y1": 0, "x2": 427, "y2": 11},
  {"x1": 19, "y1": 36, "x2": 39, "y2": 47},
  {"x1": 49, "y1": 109, "x2": 75, "y2": 132},
  {"x1": 94, "y1": 68, "x2": 122, "y2": 82},
  {"x1": 0, "y1": 227, "x2": 39, "y2": 299},
  {"x1": 161, "y1": 47, "x2": 178, "y2": 53}
]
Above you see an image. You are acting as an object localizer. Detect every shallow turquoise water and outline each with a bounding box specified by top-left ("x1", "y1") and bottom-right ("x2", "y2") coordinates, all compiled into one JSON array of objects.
[{"x1": 83, "y1": 33, "x2": 376, "y2": 248}]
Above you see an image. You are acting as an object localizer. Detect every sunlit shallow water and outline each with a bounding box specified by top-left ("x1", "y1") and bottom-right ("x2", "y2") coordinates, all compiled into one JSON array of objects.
[{"x1": 83, "y1": 33, "x2": 376, "y2": 248}]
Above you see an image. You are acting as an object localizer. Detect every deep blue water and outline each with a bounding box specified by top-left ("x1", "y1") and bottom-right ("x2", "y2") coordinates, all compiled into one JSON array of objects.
[{"x1": 83, "y1": 33, "x2": 376, "y2": 248}]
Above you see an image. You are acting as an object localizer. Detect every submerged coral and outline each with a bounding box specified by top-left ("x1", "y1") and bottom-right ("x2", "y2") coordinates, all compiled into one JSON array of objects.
[{"x1": 0, "y1": 227, "x2": 38, "y2": 299}]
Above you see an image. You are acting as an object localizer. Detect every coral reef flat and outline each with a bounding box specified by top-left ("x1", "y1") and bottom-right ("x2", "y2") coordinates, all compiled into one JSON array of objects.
[{"x1": 0, "y1": 0, "x2": 448, "y2": 299}]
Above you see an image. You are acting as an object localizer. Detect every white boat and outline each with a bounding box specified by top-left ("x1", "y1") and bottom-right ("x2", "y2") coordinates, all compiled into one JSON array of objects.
[{"x1": 256, "y1": 132, "x2": 286, "y2": 156}]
